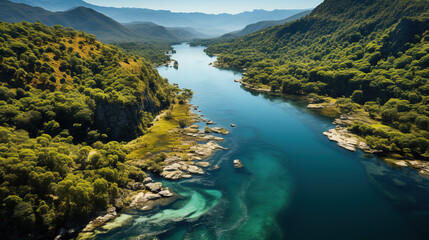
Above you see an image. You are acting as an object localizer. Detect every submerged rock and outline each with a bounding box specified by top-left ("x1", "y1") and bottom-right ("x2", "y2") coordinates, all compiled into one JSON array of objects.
[
  {"x1": 233, "y1": 159, "x2": 244, "y2": 168},
  {"x1": 209, "y1": 127, "x2": 230, "y2": 135},
  {"x1": 82, "y1": 207, "x2": 117, "y2": 232}
]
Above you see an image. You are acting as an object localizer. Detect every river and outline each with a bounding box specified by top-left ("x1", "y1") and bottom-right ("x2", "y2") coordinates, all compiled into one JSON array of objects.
[{"x1": 96, "y1": 43, "x2": 429, "y2": 240}]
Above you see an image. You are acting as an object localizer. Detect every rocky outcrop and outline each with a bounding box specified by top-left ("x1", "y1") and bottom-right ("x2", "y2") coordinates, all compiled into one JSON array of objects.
[
  {"x1": 145, "y1": 182, "x2": 162, "y2": 192},
  {"x1": 190, "y1": 141, "x2": 227, "y2": 157},
  {"x1": 160, "y1": 170, "x2": 192, "y2": 180},
  {"x1": 196, "y1": 162, "x2": 210, "y2": 167},
  {"x1": 307, "y1": 104, "x2": 326, "y2": 109},
  {"x1": 392, "y1": 160, "x2": 429, "y2": 176},
  {"x1": 206, "y1": 127, "x2": 230, "y2": 135},
  {"x1": 82, "y1": 207, "x2": 117, "y2": 232},
  {"x1": 323, "y1": 127, "x2": 372, "y2": 152},
  {"x1": 233, "y1": 159, "x2": 244, "y2": 168},
  {"x1": 161, "y1": 161, "x2": 204, "y2": 180}
]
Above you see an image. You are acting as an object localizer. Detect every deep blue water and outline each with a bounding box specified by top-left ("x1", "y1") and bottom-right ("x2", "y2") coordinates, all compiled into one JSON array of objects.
[{"x1": 96, "y1": 43, "x2": 429, "y2": 240}]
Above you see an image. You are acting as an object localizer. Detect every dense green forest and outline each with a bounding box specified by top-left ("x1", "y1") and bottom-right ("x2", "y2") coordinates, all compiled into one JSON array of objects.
[
  {"x1": 115, "y1": 42, "x2": 173, "y2": 66},
  {"x1": 204, "y1": 0, "x2": 429, "y2": 160},
  {"x1": 0, "y1": 22, "x2": 174, "y2": 238}
]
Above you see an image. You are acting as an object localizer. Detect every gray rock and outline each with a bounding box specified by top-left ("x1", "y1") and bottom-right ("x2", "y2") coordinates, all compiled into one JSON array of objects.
[
  {"x1": 233, "y1": 159, "x2": 244, "y2": 168},
  {"x1": 144, "y1": 192, "x2": 161, "y2": 200},
  {"x1": 143, "y1": 177, "x2": 153, "y2": 183},
  {"x1": 159, "y1": 189, "x2": 173, "y2": 197},
  {"x1": 145, "y1": 182, "x2": 162, "y2": 192}
]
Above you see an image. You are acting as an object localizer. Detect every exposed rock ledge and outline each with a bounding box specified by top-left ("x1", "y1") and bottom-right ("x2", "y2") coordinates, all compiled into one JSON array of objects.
[
  {"x1": 323, "y1": 127, "x2": 373, "y2": 153},
  {"x1": 390, "y1": 160, "x2": 429, "y2": 176},
  {"x1": 160, "y1": 141, "x2": 227, "y2": 180}
]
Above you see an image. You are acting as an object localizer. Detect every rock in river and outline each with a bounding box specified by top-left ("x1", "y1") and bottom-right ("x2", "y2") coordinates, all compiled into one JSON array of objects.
[
  {"x1": 145, "y1": 182, "x2": 162, "y2": 192},
  {"x1": 233, "y1": 159, "x2": 244, "y2": 168}
]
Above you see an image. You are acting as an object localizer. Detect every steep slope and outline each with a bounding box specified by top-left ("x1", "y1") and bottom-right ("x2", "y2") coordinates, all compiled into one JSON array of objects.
[
  {"x1": 0, "y1": 21, "x2": 174, "y2": 239},
  {"x1": 206, "y1": 0, "x2": 429, "y2": 160},
  {"x1": 222, "y1": 10, "x2": 312, "y2": 38}
]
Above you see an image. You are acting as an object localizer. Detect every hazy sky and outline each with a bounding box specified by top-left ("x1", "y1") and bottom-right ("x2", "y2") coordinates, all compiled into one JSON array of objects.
[{"x1": 84, "y1": 0, "x2": 323, "y2": 14}]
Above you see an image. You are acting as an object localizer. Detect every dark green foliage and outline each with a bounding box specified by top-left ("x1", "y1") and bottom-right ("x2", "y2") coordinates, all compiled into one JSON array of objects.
[
  {"x1": 205, "y1": 0, "x2": 429, "y2": 158},
  {"x1": 115, "y1": 42, "x2": 172, "y2": 65},
  {"x1": 0, "y1": 22, "x2": 173, "y2": 238}
]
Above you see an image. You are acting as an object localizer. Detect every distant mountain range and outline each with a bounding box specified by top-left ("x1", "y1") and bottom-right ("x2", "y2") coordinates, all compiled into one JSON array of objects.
[
  {"x1": 10, "y1": 0, "x2": 310, "y2": 36},
  {"x1": 0, "y1": 0, "x2": 205, "y2": 42},
  {"x1": 221, "y1": 10, "x2": 312, "y2": 39}
]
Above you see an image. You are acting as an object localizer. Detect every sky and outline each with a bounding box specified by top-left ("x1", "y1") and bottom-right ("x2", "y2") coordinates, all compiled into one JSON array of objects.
[{"x1": 84, "y1": 0, "x2": 323, "y2": 14}]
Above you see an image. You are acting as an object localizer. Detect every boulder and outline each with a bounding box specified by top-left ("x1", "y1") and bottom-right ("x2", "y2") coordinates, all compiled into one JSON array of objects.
[
  {"x1": 190, "y1": 141, "x2": 227, "y2": 157},
  {"x1": 161, "y1": 170, "x2": 192, "y2": 180},
  {"x1": 159, "y1": 189, "x2": 174, "y2": 197},
  {"x1": 145, "y1": 182, "x2": 162, "y2": 192},
  {"x1": 233, "y1": 159, "x2": 244, "y2": 168},
  {"x1": 180, "y1": 164, "x2": 204, "y2": 174},
  {"x1": 209, "y1": 127, "x2": 230, "y2": 135},
  {"x1": 127, "y1": 182, "x2": 145, "y2": 191},
  {"x1": 196, "y1": 162, "x2": 210, "y2": 167},
  {"x1": 143, "y1": 177, "x2": 153, "y2": 183},
  {"x1": 144, "y1": 192, "x2": 161, "y2": 200}
]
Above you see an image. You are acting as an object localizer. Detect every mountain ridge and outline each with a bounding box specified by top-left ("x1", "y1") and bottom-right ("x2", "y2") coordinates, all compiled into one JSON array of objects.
[
  {"x1": 10, "y1": 0, "x2": 310, "y2": 35},
  {"x1": 0, "y1": 0, "x2": 206, "y2": 42}
]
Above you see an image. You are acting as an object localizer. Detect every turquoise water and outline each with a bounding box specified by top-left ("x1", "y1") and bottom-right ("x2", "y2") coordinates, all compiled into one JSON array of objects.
[{"x1": 97, "y1": 43, "x2": 429, "y2": 240}]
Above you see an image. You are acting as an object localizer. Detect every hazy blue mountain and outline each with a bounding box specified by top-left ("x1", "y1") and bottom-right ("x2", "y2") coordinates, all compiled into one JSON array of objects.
[
  {"x1": 232, "y1": 10, "x2": 312, "y2": 37},
  {"x1": 125, "y1": 22, "x2": 208, "y2": 41},
  {"x1": 11, "y1": 0, "x2": 308, "y2": 35},
  {"x1": 0, "y1": 0, "x2": 138, "y2": 41},
  {"x1": 0, "y1": 0, "x2": 204, "y2": 42},
  {"x1": 11, "y1": 0, "x2": 90, "y2": 11}
]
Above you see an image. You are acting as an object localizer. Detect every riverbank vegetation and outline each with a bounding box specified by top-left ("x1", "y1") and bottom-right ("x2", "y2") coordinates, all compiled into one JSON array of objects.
[
  {"x1": 0, "y1": 21, "x2": 176, "y2": 239},
  {"x1": 115, "y1": 42, "x2": 173, "y2": 66},
  {"x1": 204, "y1": 0, "x2": 429, "y2": 161}
]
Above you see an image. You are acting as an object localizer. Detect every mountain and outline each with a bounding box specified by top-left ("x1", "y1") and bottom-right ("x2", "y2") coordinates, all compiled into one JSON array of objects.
[
  {"x1": 124, "y1": 22, "x2": 207, "y2": 42},
  {"x1": 10, "y1": 0, "x2": 308, "y2": 36},
  {"x1": 0, "y1": 0, "x2": 139, "y2": 42},
  {"x1": 205, "y1": 0, "x2": 429, "y2": 161},
  {"x1": 221, "y1": 10, "x2": 312, "y2": 39},
  {"x1": 11, "y1": 0, "x2": 91, "y2": 11},
  {"x1": 0, "y1": 0, "x2": 205, "y2": 42}
]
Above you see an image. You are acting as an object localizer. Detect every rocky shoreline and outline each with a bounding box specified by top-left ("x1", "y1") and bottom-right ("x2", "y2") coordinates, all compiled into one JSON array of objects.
[
  {"x1": 71, "y1": 104, "x2": 233, "y2": 239},
  {"x1": 230, "y1": 77, "x2": 429, "y2": 177}
]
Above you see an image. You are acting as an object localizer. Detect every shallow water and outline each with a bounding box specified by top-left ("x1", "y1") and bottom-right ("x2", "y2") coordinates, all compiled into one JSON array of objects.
[{"x1": 96, "y1": 43, "x2": 429, "y2": 240}]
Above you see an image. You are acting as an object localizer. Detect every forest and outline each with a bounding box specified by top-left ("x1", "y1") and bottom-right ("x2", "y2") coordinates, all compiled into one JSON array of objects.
[
  {"x1": 0, "y1": 21, "x2": 175, "y2": 238},
  {"x1": 203, "y1": 0, "x2": 429, "y2": 160}
]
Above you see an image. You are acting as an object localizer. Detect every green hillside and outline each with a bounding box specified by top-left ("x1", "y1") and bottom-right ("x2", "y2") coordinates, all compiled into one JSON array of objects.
[
  {"x1": 206, "y1": 0, "x2": 429, "y2": 160},
  {"x1": 222, "y1": 10, "x2": 312, "y2": 39},
  {"x1": 0, "y1": 0, "x2": 205, "y2": 43},
  {"x1": 0, "y1": 21, "x2": 174, "y2": 238}
]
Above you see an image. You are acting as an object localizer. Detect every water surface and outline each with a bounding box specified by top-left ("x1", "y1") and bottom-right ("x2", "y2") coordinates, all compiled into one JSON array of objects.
[{"x1": 97, "y1": 43, "x2": 429, "y2": 240}]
